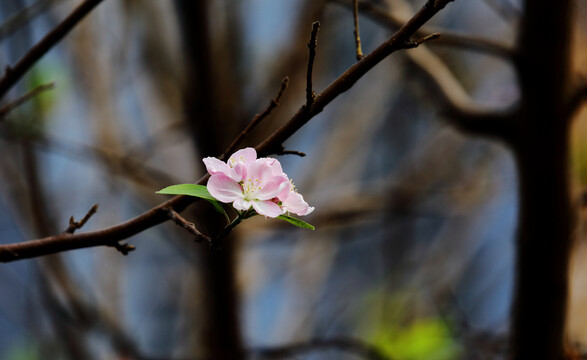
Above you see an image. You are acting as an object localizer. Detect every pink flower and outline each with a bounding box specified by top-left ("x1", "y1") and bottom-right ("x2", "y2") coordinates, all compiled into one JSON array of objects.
[
  {"x1": 207, "y1": 158, "x2": 289, "y2": 218},
  {"x1": 204, "y1": 148, "x2": 314, "y2": 218},
  {"x1": 203, "y1": 147, "x2": 257, "y2": 182}
]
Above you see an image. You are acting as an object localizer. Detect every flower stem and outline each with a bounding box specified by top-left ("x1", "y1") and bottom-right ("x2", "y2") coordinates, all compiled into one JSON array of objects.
[{"x1": 211, "y1": 209, "x2": 257, "y2": 250}]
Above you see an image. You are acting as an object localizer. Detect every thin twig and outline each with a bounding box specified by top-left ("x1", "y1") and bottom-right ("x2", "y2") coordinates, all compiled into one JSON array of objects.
[
  {"x1": 567, "y1": 76, "x2": 587, "y2": 119},
  {"x1": 0, "y1": 82, "x2": 55, "y2": 120},
  {"x1": 352, "y1": 0, "x2": 364, "y2": 60},
  {"x1": 109, "y1": 242, "x2": 135, "y2": 256},
  {"x1": 280, "y1": 150, "x2": 306, "y2": 157},
  {"x1": 0, "y1": 0, "x2": 106, "y2": 100},
  {"x1": 403, "y1": 32, "x2": 441, "y2": 48},
  {"x1": 251, "y1": 337, "x2": 392, "y2": 360},
  {"x1": 65, "y1": 203, "x2": 98, "y2": 234},
  {"x1": 305, "y1": 21, "x2": 320, "y2": 112},
  {"x1": 163, "y1": 207, "x2": 211, "y2": 245},
  {"x1": 0, "y1": 0, "x2": 55, "y2": 41},
  {"x1": 221, "y1": 77, "x2": 289, "y2": 159},
  {"x1": 332, "y1": 0, "x2": 514, "y2": 59}
]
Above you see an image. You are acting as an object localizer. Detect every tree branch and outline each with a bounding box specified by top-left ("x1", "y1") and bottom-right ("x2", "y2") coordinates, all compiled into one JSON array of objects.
[
  {"x1": 163, "y1": 207, "x2": 212, "y2": 245},
  {"x1": 353, "y1": 0, "x2": 365, "y2": 60},
  {"x1": 0, "y1": 82, "x2": 55, "y2": 120},
  {"x1": 221, "y1": 76, "x2": 289, "y2": 160},
  {"x1": 332, "y1": 0, "x2": 514, "y2": 60},
  {"x1": 0, "y1": 0, "x2": 106, "y2": 100},
  {"x1": 0, "y1": 0, "x2": 456, "y2": 262},
  {"x1": 256, "y1": 0, "x2": 457, "y2": 157},
  {"x1": 251, "y1": 337, "x2": 392, "y2": 360},
  {"x1": 65, "y1": 203, "x2": 99, "y2": 234},
  {"x1": 306, "y1": 21, "x2": 320, "y2": 112},
  {"x1": 403, "y1": 39, "x2": 518, "y2": 141}
]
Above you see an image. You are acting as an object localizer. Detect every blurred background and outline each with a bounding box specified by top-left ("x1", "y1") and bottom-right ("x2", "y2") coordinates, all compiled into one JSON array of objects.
[{"x1": 0, "y1": 0, "x2": 586, "y2": 359}]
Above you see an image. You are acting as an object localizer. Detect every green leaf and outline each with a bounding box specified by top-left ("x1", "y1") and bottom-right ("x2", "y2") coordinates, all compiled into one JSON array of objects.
[
  {"x1": 277, "y1": 215, "x2": 315, "y2": 230},
  {"x1": 156, "y1": 184, "x2": 216, "y2": 200},
  {"x1": 157, "y1": 184, "x2": 230, "y2": 222}
]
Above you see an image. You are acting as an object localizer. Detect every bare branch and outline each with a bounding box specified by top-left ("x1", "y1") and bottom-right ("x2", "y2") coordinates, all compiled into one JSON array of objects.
[
  {"x1": 402, "y1": 32, "x2": 441, "y2": 49},
  {"x1": 567, "y1": 76, "x2": 587, "y2": 119},
  {"x1": 0, "y1": 0, "x2": 106, "y2": 100},
  {"x1": 256, "y1": 0, "x2": 457, "y2": 157},
  {"x1": 332, "y1": 0, "x2": 514, "y2": 60},
  {"x1": 353, "y1": 0, "x2": 364, "y2": 60},
  {"x1": 306, "y1": 21, "x2": 321, "y2": 112},
  {"x1": 0, "y1": 82, "x2": 55, "y2": 120},
  {"x1": 0, "y1": 0, "x2": 55, "y2": 40},
  {"x1": 163, "y1": 207, "x2": 212, "y2": 245},
  {"x1": 65, "y1": 204, "x2": 99, "y2": 234},
  {"x1": 404, "y1": 41, "x2": 518, "y2": 141},
  {"x1": 251, "y1": 337, "x2": 392, "y2": 360},
  {"x1": 221, "y1": 76, "x2": 289, "y2": 159},
  {"x1": 280, "y1": 150, "x2": 306, "y2": 157}
]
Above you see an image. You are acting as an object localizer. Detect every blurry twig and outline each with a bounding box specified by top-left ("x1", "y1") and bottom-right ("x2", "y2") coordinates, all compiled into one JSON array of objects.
[
  {"x1": 0, "y1": 0, "x2": 56, "y2": 40},
  {"x1": 280, "y1": 150, "x2": 306, "y2": 157},
  {"x1": 163, "y1": 207, "x2": 212, "y2": 245},
  {"x1": 353, "y1": 0, "x2": 364, "y2": 60},
  {"x1": 332, "y1": 0, "x2": 514, "y2": 59},
  {"x1": 568, "y1": 77, "x2": 587, "y2": 119},
  {"x1": 403, "y1": 32, "x2": 441, "y2": 48},
  {"x1": 0, "y1": 82, "x2": 55, "y2": 120},
  {"x1": 481, "y1": 0, "x2": 521, "y2": 23},
  {"x1": 221, "y1": 77, "x2": 289, "y2": 159},
  {"x1": 0, "y1": 0, "x2": 106, "y2": 100},
  {"x1": 65, "y1": 204, "x2": 98, "y2": 234},
  {"x1": 306, "y1": 21, "x2": 320, "y2": 112},
  {"x1": 251, "y1": 337, "x2": 392, "y2": 360}
]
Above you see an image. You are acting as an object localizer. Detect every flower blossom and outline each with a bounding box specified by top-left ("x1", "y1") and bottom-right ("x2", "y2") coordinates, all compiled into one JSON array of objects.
[{"x1": 204, "y1": 148, "x2": 314, "y2": 218}]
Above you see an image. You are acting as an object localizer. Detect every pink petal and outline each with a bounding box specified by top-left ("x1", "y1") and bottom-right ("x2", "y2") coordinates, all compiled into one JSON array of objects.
[
  {"x1": 232, "y1": 163, "x2": 247, "y2": 182},
  {"x1": 207, "y1": 174, "x2": 244, "y2": 203},
  {"x1": 252, "y1": 200, "x2": 284, "y2": 218},
  {"x1": 203, "y1": 157, "x2": 231, "y2": 176},
  {"x1": 233, "y1": 198, "x2": 252, "y2": 211},
  {"x1": 229, "y1": 148, "x2": 257, "y2": 165},
  {"x1": 256, "y1": 176, "x2": 289, "y2": 200},
  {"x1": 281, "y1": 192, "x2": 314, "y2": 216}
]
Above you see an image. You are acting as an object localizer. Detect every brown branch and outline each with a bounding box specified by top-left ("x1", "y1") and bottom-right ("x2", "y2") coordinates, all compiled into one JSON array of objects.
[
  {"x1": 567, "y1": 76, "x2": 587, "y2": 119},
  {"x1": 221, "y1": 76, "x2": 289, "y2": 159},
  {"x1": 352, "y1": 0, "x2": 364, "y2": 60},
  {"x1": 256, "y1": 0, "x2": 457, "y2": 157},
  {"x1": 402, "y1": 32, "x2": 441, "y2": 48},
  {"x1": 403, "y1": 36, "x2": 518, "y2": 141},
  {"x1": 0, "y1": 0, "x2": 455, "y2": 262},
  {"x1": 0, "y1": 82, "x2": 55, "y2": 120},
  {"x1": 306, "y1": 21, "x2": 320, "y2": 112},
  {"x1": 65, "y1": 203, "x2": 99, "y2": 234},
  {"x1": 332, "y1": 0, "x2": 514, "y2": 60},
  {"x1": 163, "y1": 207, "x2": 212, "y2": 245},
  {"x1": 251, "y1": 337, "x2": 392, "y2": 360},
  {"x1": 0, "y1": 0, "x2": 54, "y2": 40},
  {"x1": 0, "y1": 0, "x2": 106, "y2": 100}
]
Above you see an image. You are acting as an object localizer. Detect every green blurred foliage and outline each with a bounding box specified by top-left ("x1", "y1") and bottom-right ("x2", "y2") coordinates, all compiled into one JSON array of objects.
[{"x1": 361, "y1": 291, "x2": 462, "y2": 360}]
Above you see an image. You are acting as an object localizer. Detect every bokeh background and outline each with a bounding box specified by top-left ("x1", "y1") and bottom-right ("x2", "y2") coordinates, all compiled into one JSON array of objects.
[{"x1": 0, "y1": 0, "x2": 586, "y2": 359}]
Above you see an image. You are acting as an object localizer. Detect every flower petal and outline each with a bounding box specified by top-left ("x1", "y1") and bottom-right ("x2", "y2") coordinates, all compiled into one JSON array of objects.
[
  {"x1": 281, "y1": 191, "x2": 314, "y2": 216},
  {"x1": 256, "y1": 176, "x2": 289, "y2": 200},
  {"x1": 203, "y1": 157, "x2": 231, "y2": 176},
  {"x1": 233, "y1": 198, "x2": 252, "y2": 211},
  {"x1": 229, "y1": 147, "x2": 257, "y2": 166},
  {"x1": 207, "y1": 174, "x2": 243, "y2": 203},
  {"x1": 252, "y1": 200, "x2": 284, "y2": 218}
]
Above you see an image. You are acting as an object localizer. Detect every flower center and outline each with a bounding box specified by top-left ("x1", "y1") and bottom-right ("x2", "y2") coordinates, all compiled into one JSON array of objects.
[{"x1": 242, "y1": 178, "x2": 262, "y2": 200}]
